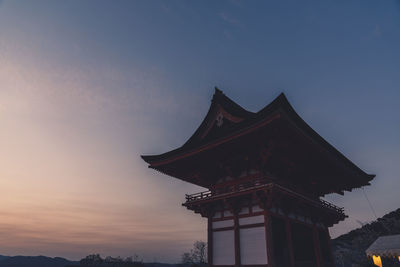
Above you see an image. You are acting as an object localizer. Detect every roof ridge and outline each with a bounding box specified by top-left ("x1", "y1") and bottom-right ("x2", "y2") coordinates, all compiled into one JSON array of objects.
[{"x1": 211, "y1": 87, "x2": 254, "y2": 116}]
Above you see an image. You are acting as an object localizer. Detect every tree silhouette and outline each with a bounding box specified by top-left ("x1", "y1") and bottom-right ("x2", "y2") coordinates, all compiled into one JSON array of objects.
[
  {"x1": 79, "y1": 254, "x2": 144, "y2": 266},
  {"x1": 181, "y1": 241, "x2": 207, "y2": 266}
]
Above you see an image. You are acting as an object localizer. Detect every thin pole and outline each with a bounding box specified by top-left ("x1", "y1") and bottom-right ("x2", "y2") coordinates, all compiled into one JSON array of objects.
[{"x1": 362, "y1": 188, "x2": 378, "y2": 220}]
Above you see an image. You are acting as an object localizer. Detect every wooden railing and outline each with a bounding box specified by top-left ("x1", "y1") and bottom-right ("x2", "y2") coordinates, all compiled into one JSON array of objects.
[
  {"x1": 184, "y1": 178, "x2": 344, "y2": 215},
  {"x1": 319, "y1": 198, "x2": 345, "y2": 213},
  {"x1": 185, "y1": 177, "x2": 269, "y2": 202},
  {"x1": 273, "y1": 183, "x2": 345, "y2": 214}
]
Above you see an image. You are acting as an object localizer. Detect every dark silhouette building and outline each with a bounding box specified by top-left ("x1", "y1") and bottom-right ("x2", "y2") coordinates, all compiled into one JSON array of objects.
[{"x1": 142, "y1": 89, "x2": 375, "y2": 267}]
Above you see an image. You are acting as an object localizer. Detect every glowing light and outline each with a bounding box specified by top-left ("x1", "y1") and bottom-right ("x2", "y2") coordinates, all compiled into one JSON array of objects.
[{"x1": 372, "y1": 255, "x2": 382, "y2": 267}]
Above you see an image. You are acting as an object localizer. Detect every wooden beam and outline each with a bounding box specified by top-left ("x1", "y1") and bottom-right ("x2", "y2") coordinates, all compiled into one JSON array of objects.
[
  {"x1": 234, "y1": 211, "x2": 241, "y2": 267},
  {"x1": 285, "y1": 217, "x2": 295, "y2": 267},
  {"x1": 325, "y1": 228, "x2": 335, "y2": 265},
  {"x1": 313, "y1": 225, "x2": 322, "y2": 267},
  {"x1": 265, "y1": 211, "x2": 275, "y2": 267},
  {"x1": 208, "y1": 217, "x2": 213, "y2": 267}
]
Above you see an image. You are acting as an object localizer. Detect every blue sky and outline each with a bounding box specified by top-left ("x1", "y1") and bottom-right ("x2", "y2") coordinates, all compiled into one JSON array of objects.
[{"x1": 0, "y1": 0, "x2": 399, "y2": 263}]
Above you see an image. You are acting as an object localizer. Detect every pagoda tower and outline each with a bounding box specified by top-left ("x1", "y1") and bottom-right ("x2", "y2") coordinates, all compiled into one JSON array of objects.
[{"x1": 141, "y1": 89, "x2": 375, "y2": 267}]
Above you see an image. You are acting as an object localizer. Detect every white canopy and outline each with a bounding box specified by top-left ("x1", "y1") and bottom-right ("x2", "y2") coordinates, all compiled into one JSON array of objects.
[{"x1": 366, "y1": 234, "x2": 400, "y2": 257}]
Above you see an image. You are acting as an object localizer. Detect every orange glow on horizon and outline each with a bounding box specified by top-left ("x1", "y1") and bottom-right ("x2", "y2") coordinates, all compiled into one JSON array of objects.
[{"x1": 0, "y1": 57, "x2": 205, "y2": 261}]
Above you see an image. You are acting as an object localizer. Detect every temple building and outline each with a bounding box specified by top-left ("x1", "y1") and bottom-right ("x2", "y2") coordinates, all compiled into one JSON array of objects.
[{"x1": 141, "y1": 89, "x2": 375, "y2": 267}]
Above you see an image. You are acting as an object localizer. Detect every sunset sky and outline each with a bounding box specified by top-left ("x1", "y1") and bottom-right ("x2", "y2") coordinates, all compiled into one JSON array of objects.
[{"x1": 0, "y1": 0, "x2": 399, "y2": 263}]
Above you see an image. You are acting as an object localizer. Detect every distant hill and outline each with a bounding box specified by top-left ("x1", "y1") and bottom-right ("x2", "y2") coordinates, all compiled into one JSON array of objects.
[
  {"x1": 0, "y1": 255, "x2": 183, "y2": 267},
  {"x1": 0, "y1": 255, "x2": 9, "y2": 261},
  {"x1": 332, "y1": 208, "x2": 400, "y2": 267},
  {"x1": 145, "y1": 263, "x2": 182, "y2": 267},
  {"x1": 0, "y1": 255, "x2": 77, "y2": 267},
  {"x1": 66, "y1": 263, "x2": 181, "y2": 267}
]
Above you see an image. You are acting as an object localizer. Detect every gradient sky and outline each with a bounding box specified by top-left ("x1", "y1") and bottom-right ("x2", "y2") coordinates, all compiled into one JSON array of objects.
[{"x1": 0, "y1": 0, "x2": 399, "y2": 263}]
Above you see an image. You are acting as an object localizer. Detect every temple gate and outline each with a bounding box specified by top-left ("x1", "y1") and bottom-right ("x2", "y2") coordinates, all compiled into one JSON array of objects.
[{"x1": 142, "y1": 89, "x2": 375, "y2": 267}]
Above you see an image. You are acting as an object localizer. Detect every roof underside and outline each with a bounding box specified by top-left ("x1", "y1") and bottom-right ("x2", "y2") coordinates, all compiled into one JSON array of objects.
[
  {"x1": 141, "y1": 88, "x2": 375, "y2": 196},
  {"x1": 366, "y1": 235, "x2": 400, "y2": 257}
]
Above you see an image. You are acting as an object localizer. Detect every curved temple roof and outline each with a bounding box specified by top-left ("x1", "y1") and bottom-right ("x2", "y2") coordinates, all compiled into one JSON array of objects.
[{"x1": 141, "y1": 88, "x2": 375, "y2": 195}]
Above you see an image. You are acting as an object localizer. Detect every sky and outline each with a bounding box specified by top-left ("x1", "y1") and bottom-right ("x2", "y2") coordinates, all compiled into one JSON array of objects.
[{"x1": 0, "y1": 0, "x2": 399, "y2": 263}]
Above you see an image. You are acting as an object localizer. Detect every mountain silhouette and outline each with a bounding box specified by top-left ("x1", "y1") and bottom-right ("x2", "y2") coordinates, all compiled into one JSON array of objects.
[
  {"x1": 332, "y1": 208, "x2": 400, "y2": 266},
  {"x1": 0, "y1": 255, "x2": 77, "y2": 267}
]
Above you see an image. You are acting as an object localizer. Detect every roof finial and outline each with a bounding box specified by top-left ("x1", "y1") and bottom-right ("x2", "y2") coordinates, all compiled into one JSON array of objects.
[{"x1": 214, "y1": 87, "x2": 223, "y2": 95}]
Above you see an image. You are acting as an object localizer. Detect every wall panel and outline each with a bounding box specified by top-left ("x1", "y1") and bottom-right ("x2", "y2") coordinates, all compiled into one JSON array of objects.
[
  {"x1": 213, "y1": 230, "x2": 235, "y2": 265},
  {"x1": 212, "y1": 219, "x2": 234, "y2": 229},
  {"x1": 239, "y1": 215, "x2": 264, "y2": 226},
  {"x1": 240, "y1": 227, "x2": 268, "y2": 265}
]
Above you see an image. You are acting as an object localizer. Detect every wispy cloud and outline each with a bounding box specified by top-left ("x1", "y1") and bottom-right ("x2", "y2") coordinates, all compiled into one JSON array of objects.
[
  {"x1": 0, "y1": 53, "x2": 205, "y2": 262},
  {"x1": 0, "y1": 196, "x2": 204, "y2": 261},
  {"x1": 371, "y1": 24, "x2": 382, "y2": 38},
  {"x1": 219, "y1": 12, "x2": 243, "y2": 28},
  {"x1": 223, "y1": 29, "x2": 233, "y2": 39},
  {"x1": 229, "y1": 0, "x2": 244, "y2": 8}
]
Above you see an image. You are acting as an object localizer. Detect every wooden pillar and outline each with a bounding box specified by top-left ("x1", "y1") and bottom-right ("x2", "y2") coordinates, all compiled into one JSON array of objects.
[
  {"x1": 265, "y1": 211, "x2": 275, "y2": 267},
  {"x1": 208, "y1": 217, "x2": 213, "y2": 267},
  {"x1": 285, "y1": 218, "x2": 295, "y2": 267},
  {"x1": 313, "y1": 225, "x2": 322, "y2": 267},
  {"x1": 325, "y1": 227, "x2": 335, "y2": 267},
  {"x1": 234, "y1": 211, "x2": 241, "y2": 267}
]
